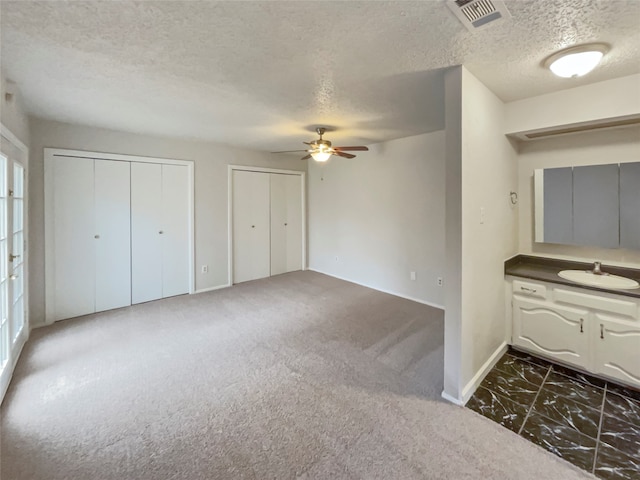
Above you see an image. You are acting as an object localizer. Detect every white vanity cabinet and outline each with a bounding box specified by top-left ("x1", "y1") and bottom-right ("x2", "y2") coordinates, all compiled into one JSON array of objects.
[
  {"x1": 594, "y1": 314, "x2": 640, "y2": 387},
  {"x1": 512, "y1": 297, "x2": 589, "y2": 369},
  {"x1": 508, "y1": 277, "x2": 640, "y2": 389}
]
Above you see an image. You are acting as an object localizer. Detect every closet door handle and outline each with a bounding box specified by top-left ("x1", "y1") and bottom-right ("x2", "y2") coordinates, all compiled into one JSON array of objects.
[
  {"x1": 251, "y1": 225, "x2": 255, "y2": 228},
  {"x1": 579, "y1": 318, "x2": 583, "y2": 333},
  {"x1": 94, "y1": 235, "x2": 100, "y2": 239},
  {"x1": 284, "y1": 223, "x2": 288, "y2": 226},
  {"x1": 159, "y1": 231, "x2": 164, "y2": 234},
  {"x1": 600, "y1": 324, "x2": 604, "y2": 340}
]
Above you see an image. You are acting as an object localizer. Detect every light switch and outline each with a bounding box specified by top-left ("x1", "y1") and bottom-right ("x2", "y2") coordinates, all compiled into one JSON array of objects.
[{"x1": 480, "y1": 207, "x2": 486, "y2": 224}]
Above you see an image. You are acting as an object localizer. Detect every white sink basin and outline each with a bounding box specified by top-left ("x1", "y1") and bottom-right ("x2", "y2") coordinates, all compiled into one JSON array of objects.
[{"x1": 558, "y1": 270, "x2": 640, "y2": 290}]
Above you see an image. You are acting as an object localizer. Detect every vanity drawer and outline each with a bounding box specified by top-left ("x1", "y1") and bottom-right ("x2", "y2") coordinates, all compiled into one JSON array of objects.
[
  {"x1": 513, "y1": 280, "x2": 547, "y2": 299},
  {"x1": 554, "y1": 288, "x2": 638, "y2": 320}
]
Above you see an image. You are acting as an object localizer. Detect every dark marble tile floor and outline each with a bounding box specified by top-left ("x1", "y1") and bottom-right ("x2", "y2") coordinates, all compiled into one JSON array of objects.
[{"x1": 466, "y1": 348, "x2": 640, "y2": 480}]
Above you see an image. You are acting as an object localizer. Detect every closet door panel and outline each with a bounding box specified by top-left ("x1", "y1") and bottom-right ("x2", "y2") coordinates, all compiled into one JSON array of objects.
[
  {"x1": 94, "y1": 160, "x2": 131, "y2": 312},
  {"x1": 53, "y1": 156, "x2": 95, "y2": 320},
  {"x1": 270, "y1": 174, "x2": 288, "y2": 276},
  {"x1": 131, "y1": 162, "x2": 163, "y2": 304},
  {"x1": 161, "y1": 164, "x2": 190, "y2": 298},
  {"x1": 284, "y1": 174, "x2": 303, "y2": 273},
  {"x1": 233, "y1": 170, "x2": 270, "y2": 283}
]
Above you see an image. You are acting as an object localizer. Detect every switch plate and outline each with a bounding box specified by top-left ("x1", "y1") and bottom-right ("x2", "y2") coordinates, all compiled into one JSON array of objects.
[
  {"x1": 480, "y1": 207, "x2": 486, "y2": 224},
  {"x1": 410, "y1": 271, "x2": 417, "y2": 281},
  {"x1": 201, "y1": 265, "x2": 208, "y2": 273}
]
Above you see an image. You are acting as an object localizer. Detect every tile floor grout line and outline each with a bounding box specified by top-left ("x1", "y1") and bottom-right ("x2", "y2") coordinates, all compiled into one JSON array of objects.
[
  {"x1": 592, "y1": 383, "x2": 608, "y2": 475},
  {"x1": 517, "y1": 365, "x2": 552, "y2": 436}
]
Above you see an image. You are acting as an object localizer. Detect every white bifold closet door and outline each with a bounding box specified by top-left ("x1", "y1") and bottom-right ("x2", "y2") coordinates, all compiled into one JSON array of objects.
[
  {"x1": 94, "y1": 160, "x2": 132, "y2": 311},
  {"x1": 52, "y1": 157, "x2": 131, "y2": 321},
  {"x1": 233, "y1": 170, "x2": 303, "y2": 283},
  {"x1": 270, "y1": 173, "x2": 303, "y2": 276},
  {"x1": 131, "y1": 162, "x2": 190, "y2": 304},
  {"x1": 233, "y1": 170, "x2": 271, "y2": 283}
]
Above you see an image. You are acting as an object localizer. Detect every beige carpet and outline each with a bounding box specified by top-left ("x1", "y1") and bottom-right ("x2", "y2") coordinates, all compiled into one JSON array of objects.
[{"x1": 1, "y1": 271, "x2": 592, "y2": 479}]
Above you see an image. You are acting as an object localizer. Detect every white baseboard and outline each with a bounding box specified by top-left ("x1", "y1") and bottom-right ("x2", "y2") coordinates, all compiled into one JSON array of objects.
[
  {"x1": 441, "y1": 390, "x2": 465, "y2": 406},
  {"x1": 309, "y1": 269, "x2": 444, "y2": 310},
  {"x1": 194, "y1": 284, "x2": 231, "y2": 294},
  {"x1": 460, "y1": 341, "x2": 508, "y2": 405}
]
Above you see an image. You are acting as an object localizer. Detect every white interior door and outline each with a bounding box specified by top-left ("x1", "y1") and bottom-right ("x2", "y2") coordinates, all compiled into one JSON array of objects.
[
  {"x1": 131, "y1": 162, "x2": 163, "y2": 304},
  {"x1": 233, "y1": 170, "x2": 270, "y2": 283},
  {"x1": 270, "y1": 174, "x2": 302, "y2": 275},
  {"x1": 94, "y1": 160, "x2": 131, "y2": 312},
  {"x1": 53, "y1": 156, "x2": 96, "y2": 320},
  {"x1": 161, "y1": 164, "x2": 190, "y2": 298}
]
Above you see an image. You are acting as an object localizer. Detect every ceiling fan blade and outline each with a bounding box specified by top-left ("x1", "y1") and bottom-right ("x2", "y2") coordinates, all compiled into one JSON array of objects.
[
  {"x1": 334, "y1": 146, "x2": 369, "y2": 151},
  {"x1": 335, "y1": 151, "x2": 356, "y2": 159},
  {"x1": 301, "y1": 154, "x2": 312, "y2": 160},
  {"x1": 271, "y1": 150, "x2": 309, "y2": 153}
]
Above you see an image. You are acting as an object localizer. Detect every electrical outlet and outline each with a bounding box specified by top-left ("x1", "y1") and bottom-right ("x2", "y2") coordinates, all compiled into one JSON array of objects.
[
  {"x1": 201, "y1": 265, "x2": 208, "y2": 274},
  {"x1": 437, "y1": 277, "x2": 443, "y2": 287},
  {"x1": 410, "y1": 271, "x2": 417, "y2": 281}
]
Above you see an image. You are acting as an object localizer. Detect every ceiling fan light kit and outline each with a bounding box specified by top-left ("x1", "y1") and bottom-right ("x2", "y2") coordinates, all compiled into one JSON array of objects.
[
  {"x1": 272, "y1": 127, "x2": 369, "y2": 162},
  {"x1": 544, "y1": 43, "x2": 609, "y2": 78}
]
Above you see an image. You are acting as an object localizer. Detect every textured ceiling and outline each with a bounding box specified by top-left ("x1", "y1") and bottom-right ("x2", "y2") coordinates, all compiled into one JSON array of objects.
[{"x1": 1, "y1": 1, "x2": 639, "y2": 151}]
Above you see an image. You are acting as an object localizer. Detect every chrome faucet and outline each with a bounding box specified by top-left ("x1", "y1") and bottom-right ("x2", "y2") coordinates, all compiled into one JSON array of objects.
[{"x1": 592, "y1": 261, "x2": 605, "y2": 275}]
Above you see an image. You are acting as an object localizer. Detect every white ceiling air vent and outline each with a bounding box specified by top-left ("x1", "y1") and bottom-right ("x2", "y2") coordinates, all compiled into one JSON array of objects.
[{"x1": 446, "y1": 0, "x2": 511, "y2": 31}]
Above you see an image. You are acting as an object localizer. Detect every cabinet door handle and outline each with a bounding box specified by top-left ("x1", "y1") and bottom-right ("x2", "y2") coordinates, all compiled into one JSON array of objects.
[
  {"x1": 600, "y1": 324, "x2": 604, "y2": 340},
  {"x1": 520, "y1": 286, "x2": 537, "y2": 293},
  {"x1": 579, "y1": 318, "x2": 583, "y2": 333}
]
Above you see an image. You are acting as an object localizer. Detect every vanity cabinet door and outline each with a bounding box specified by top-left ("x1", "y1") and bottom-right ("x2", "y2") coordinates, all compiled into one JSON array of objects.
[
  {"x1": 593, "y1": 314, "x2": 640, "y2": 388},
  {"x1": 512, "y1": 297, "x2": 589, "y2": 369}
]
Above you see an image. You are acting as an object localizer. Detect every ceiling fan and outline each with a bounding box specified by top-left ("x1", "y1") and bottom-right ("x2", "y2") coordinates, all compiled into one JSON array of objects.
[{"x1": 272, "y1": 127, "x2": 369, "y2": 162}]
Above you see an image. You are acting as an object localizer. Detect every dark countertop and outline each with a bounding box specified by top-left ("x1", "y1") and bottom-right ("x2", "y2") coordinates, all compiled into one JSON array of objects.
[{"x1": 505, "y1": 255, "x2": 640, "y2": 299}]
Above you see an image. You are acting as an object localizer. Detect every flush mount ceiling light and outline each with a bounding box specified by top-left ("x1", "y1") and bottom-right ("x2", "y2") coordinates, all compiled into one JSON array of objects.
[{"x1": 544, "y1": 43, "x2": 609, "y2": 78}]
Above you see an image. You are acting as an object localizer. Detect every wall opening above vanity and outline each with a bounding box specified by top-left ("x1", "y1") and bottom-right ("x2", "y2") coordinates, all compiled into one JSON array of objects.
[{"x1": 534, "y1": 162, "x2": 640, "y2": 249}]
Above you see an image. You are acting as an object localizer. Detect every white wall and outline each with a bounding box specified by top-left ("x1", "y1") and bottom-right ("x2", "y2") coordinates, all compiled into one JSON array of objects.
[
  {"x1": 308, "y1": 131, "x2": 446, "y2": 308},
  {"x1": 29, "y1": 118, "x2": 306, "y2": 326},
  {"x1": 443, "y1": 67, "x2": 519, "y2": 404},
  {"x1": 460, "y1": 69, "x2": 519, "y2": 399},
  {"x1": 1, "y1": 77, "x2": 30, "y2": 146},
  {"x1": 505, "y1": 74, "x2": 640, "y2": 135},
  {"x1": 443, "y1": 67, "x2": 463, "y2": 402},
  {"x1": 518, "y1": 126, "x2": 640, "y2": 267}
]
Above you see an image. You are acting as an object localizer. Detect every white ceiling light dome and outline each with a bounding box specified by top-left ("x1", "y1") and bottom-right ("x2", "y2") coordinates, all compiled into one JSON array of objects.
[{"x1": 544, "y1": 43, "x2": 609, "y2": 78}]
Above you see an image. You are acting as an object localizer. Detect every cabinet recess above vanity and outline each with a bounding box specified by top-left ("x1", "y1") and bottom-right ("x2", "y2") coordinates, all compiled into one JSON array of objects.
[{"x1": 534, "y1": 162, "x2": 640, "y2": 249}]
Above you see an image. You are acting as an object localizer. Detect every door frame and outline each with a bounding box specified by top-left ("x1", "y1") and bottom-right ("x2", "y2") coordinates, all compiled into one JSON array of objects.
[
  {"x1": 228, "y1": 165, "x2": 306, "y2": 286},
  {"x1": 44, "y1": 148, "x2": 195, "y2": 324},
  {"x1": 0, "y1": 122, "x2": 29, "y2": 404}
]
